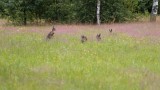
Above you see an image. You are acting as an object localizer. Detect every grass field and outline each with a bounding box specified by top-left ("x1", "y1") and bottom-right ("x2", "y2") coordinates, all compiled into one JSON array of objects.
[{"x1": 0, "y1": 21, "x2": 160, "y2": 90}]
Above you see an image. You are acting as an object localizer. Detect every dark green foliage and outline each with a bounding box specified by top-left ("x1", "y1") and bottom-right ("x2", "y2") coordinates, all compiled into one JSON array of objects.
[
  {"x1": 0, "y1": 0, "x2": 158, "y2": 25},
  {"x1": 45, "y1": 0, "x2": 76, "y2": 23},
  {"x1": 75, "y1": 0, "x2": 97, "y2": 24},
  {"x1": 0, "y1": 1, "x2": 5, "y2": 17},
  {"x1": 101, "y1": 0, "x2": 131, "y2": 23},
  {"x1": 2, "y1": 0, "x2": 35, "y2": 25},
  {"x1": 137, "y1": 0, "x2": 152, "y2": 13}
]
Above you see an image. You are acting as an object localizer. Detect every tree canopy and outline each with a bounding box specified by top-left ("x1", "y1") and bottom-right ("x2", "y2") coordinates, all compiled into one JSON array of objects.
[{"x1": 0, "y1": 0, "x2": 159, "y2": 25}]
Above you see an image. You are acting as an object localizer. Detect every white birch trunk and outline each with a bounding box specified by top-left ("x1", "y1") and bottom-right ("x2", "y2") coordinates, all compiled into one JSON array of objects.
[
  {"x1": 97, "y1": 0, "x2": 101, "y2": 25},
  {"x1": 150, "y1": 0, "x2": 158, "y2": 22}
]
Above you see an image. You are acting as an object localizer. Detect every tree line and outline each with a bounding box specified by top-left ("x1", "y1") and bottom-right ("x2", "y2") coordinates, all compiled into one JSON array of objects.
[{"x1": 0, "y1": 0, "x2": 159, "y2": 25}]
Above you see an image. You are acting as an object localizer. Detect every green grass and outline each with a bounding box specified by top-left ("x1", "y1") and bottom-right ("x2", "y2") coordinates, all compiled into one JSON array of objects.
[{"x1": 0, "y1": 30, "x2": 160, "y2": 90}]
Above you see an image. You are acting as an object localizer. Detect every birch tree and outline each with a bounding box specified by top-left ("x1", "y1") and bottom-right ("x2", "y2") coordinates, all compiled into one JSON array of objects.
[
  {"x1": 150, "y1": 0, "x2": 158, "y2": 22},
  {"x1": 97, "y1": 0, "x2": 101, "y2": 25}
]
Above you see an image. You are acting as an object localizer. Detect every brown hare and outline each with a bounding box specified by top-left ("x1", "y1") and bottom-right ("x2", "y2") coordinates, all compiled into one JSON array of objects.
[
  {"x1": 96, "y1": 33, "x2": 101, "y2": 41},
  {"x1": 81, "y1": 35, "x2": 87, "y2": 43},
  {"x1": 109, "y1": 29, "x2": 112, "y2": 33},
  {"x1": 46, "y1": 26, "x2": 56, "y2": 39}
]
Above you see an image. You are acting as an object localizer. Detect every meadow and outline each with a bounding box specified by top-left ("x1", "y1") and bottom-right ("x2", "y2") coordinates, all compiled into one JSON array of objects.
[{"x1": 0, "y1": 21, "x2": 160, "y2": 90}]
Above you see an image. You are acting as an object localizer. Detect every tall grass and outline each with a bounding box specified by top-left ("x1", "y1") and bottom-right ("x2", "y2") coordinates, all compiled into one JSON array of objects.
[{"x1": 0, "y1": 30, "x2": 160, "y2": 90}]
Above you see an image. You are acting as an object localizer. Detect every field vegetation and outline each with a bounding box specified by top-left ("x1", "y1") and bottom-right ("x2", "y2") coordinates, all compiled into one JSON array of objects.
[{"x1": 0, "y1": 19, "x2": 160, "y2": 90}]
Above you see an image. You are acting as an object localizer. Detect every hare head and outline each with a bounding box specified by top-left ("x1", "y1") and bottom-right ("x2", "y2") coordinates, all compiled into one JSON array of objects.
[
  {"x1": 52, "y1": 26, "x2": 56, "y2": 31},
  {"x1": 81, "y1": 35, "x2": 87, "y2": 43},
  {"x1": 96, "y1": 33, "x2": 101, "y2": 41},
  {"x1": 109, "y1": 29, "x2": 112, "y2": 33}
]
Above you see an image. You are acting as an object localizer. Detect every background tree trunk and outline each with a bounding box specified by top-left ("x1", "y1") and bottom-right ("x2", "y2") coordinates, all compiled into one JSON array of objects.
[
  {"x1": 150, "y1": 0, "x2": 158, "y2": 22},
  {"x1": 23, "y1": 9, "x2": 27, "y2": 25},
  {"x1": 23, "y1": 0, "x2": 27, "y2": 25},
  {"x1": 97, "y1": 0, "x2": 101, "y2": 25}
]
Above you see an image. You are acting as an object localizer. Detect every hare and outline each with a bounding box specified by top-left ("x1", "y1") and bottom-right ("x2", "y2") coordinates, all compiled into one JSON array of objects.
[
  {"x1": 109, "y1": 29, "x2": 112, "y2": 33},
  {"x1": 46, "y1": 26, "x2": 56, "y2": 39},
  {"x1": 96, "y1": 33, "x2": 101, "y2": 41},
  {"x1": 81, "y1": 35, "x2": 87, "y2": 43}
]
